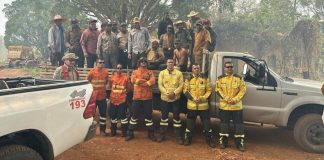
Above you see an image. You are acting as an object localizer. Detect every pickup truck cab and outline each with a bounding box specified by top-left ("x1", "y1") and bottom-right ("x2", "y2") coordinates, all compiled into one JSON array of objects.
[
  {"x1": 0, "y1": 77, "x2": 97, "y2": 160},
  {"x1": 207, "y1": 52, "x2": 324, "y2": 153}
]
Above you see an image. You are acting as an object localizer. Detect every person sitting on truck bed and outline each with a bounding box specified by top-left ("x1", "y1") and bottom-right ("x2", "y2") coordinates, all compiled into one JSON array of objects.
[
  {"x1": 108, "y1": 64, "x2": 131, "y2": 137},
  {"x1": 125, "y1": 58, "x2": 157, "y2": 142},
  {"x1": 87, "y1": 58, "x2": 110, "y2": 136},
  {"x1": 182, "y1": 63, "x2": 216, "y2": 148},
  {"x1": 173, "y1": 40, "x2": 188, "y2": 72},
  {"x1": 215, "y1": 61, "x2": 247, "y2": 151},
  {"x1": 157, "y1": 59, "x2": 184, "y2": 144},
  {"x1": 53, "y1": 53, "x2": 79, "y2": 81},
  {"x1": 147, "y1": 40, "x2": 165, "y2": 70}
]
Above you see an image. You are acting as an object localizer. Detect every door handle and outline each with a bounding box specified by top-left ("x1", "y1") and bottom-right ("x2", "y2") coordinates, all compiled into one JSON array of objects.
[{"x1": 283, "y1": 92, "x2": 297, "y2": 96}]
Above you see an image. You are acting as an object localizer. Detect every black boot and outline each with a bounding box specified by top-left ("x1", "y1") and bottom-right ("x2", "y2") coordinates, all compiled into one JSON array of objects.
[
  {"x1": 235, "y1": 138, "x2": 245, "y2": 152},
  {"x1": 110, "y1": 123, "x2": 117, "y2": 137},
  {"x1": 121, "y1": 124, "x2": 128, "y2": 137},
  {"x1": 174, "y1": 128, "x2": 184, "y2": 145},
  {"x1": 183, "y1": 131, "x2": 192, "y2": 146},
  {"x1": 99, "y1": 124, "x2": 107, "y2": 137},
  {"x1": 148, "y1": 128, "x2": 157, "y2": 142},
  {"x1": 157, "y1": 126, "x2": 167, "y2": 143},
  {"x1": 219, "y1": 136, "x2": 228, "y2": 149},
  {"x1": 125, "y1": 130, "x2": 134, "y2": 141},
  {"x1": 204, "y1": 131, "x2": 216, "y2": 148}
]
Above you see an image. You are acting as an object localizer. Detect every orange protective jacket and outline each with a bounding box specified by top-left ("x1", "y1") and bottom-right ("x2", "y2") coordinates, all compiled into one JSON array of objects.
[
  {"x1": 109, "y1": 72, "x2": 130, "y2": 105},
  {"x1": 131, "y1": 67, "x2": 155, "y2": 100},
  {"x1": 87, "y1": 67, "x2": 109, "y2": 100}
]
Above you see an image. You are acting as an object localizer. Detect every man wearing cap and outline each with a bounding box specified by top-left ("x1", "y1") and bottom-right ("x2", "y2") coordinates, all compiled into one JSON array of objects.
[
  {"x1": 53, "y1": 53, "x2": 79, "y2": 80},
  {"x1": 125, "y1": 58, "x2": 156, "y2": 142},
  {"x1": 203, "y1": 19, "x2": 217, "y2": 52},
  {"x1": 159, "y1": 25, "x2": 175, "y2": 60},
  {"x1": 128, "y1": 17, "x2": 151, "y2": 69},
  {"x1": 80, "y1": 19, "x2": 100, "y2": 68},
  {"x1": 193, "y1": 20, "x2": 211, "y2": 67},
  {"x1": 87, "y1": 58, "x2": 109, "y2": 136},
  {"x1": 147, "y1": 40, "x2": 165, "y2": 70},
  {"x1": 117, "y1": 23, "x2": 129, "y2": 69},
  {"x1": 158, "y1": 12, "x2": 174, "y2": 39},
  {"x1": 48, "y1": 15, "x2": 65, "y2": 66},
  {"x1": 65, "y1": 19, "x2": 84, "y2": 68},
  {"x1": 97, "y1": 21, "x2": 119, "y2": 69},
  {"x1": 173, "y1": 40, "x2": 188, "y2": 72}
]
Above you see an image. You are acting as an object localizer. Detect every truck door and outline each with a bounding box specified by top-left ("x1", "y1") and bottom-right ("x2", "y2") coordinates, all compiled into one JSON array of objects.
[{"x1": 220, "y1": 57, "x2": 282, "y2": 123}]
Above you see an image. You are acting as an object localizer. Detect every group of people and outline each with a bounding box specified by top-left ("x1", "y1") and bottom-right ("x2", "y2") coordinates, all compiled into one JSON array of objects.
[
  {"x1": 51, "y1": 11, "x2": 246, "y2": 152},
  {"x1": 48, "y1": 10, "x2": 217, "y2": 72}
]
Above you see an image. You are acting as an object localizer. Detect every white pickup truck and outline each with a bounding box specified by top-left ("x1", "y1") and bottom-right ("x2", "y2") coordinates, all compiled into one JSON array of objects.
[{"x1": 0, "y1": 77, "x2": 97, "y2": 160}]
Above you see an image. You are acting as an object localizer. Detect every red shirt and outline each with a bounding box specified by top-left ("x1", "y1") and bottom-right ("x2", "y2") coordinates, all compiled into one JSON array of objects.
[{"x1": 80, "y1": 29, "x2": 99, "y2": 54}]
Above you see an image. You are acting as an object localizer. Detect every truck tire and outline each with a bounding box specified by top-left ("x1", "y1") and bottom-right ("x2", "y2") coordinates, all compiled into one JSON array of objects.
[
  {"x1": 293, "y1": 114, "x2": 324, "y2": 153},
  {"x1": 26, "y1": 60, "x2": 37, "y2": 68},
  {"x1": 0, "y1": 144, "x2": 43, "y2": 160},
  {"x1": 13, "y1": 60, "x2": 21, "y2": 68}
]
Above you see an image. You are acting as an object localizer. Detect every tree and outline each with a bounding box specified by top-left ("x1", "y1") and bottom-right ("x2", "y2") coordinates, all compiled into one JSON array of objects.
[{"x1": 3, "y1": 0, "x2": 85, "y2": 58}]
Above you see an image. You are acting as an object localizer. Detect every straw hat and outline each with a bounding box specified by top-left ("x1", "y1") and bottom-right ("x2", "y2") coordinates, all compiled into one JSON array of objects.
[
  {"x1": 175, "y1": 20, "x2": 184, "y2": 25},
  {"x1": 132, "y1": 17, "x2": 141, "y2": 23},
  {"x1": 53, "y1": 15, "x2": 65, "y2": 21},
  {"x1": 62, "y1": 53, "x2": 78, "y2": 60},
  {"x1": 187, "y1": 11, "x2": 199, "y2": 17}
]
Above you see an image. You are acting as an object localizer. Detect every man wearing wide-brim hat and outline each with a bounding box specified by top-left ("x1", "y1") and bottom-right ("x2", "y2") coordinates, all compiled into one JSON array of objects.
[
  {"x1": 48, "y1": 15, "x2": 66, "y2": 66},
  {"x1": 53, "y1": 53, "x2": 79, "y2": 81},
  {"x1": 186, "y1": 10, "x2": 201, "y2": 30}
]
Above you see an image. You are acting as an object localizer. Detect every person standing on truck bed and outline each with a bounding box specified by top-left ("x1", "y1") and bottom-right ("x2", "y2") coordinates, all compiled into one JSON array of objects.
[
  {"x1": 80, "y1": 19, "x2": 100, "y2": 68},
  {"x1": 87, "y1": 58, "x2": 109, "y2": 137},
  {"x1": 174, "y1": 20, "x2": 192, "y2": 69},
  {"x1": 159, "y1": 25, "x2": 175, "y2": 60},
  {"x1": 183, "y1": 63, "x2": 216, "y2": 148},
  {"x1": 202, "y1": 19, "x2": 217, "y2": 52},
  {"x1": 128, "y1": 17, "x2": 151, "y2": 69},
  {"x1": 97, "y1": 21, "x2": 119, "y2": 69},
  {"x1": 157, "y1": 12, "x2": 174, "y2": 39},
  {"x1": 48, "y1": 15, "x2": 65, "y2": 66},
  {"x1": 65, "y1": 19, "x2": 84, "y2": 68},
  {"x1": 193, "y1": 20, "x2": 211, "y2": 67},
  {"x1": 53, "y1": 53, "x2": 79, "y2": 81},
  {"x1": 157, "y1": 59, "x2": 184, "y2": 144},
  {"x1": 117, "y1": 23, "x2": 130, "y2": 69},
  {"x1": 215, "y1": 61, "x2": 247, "y2": 151},
  {"x1": 108, "y1": 64, "x2": 131, "y2": 137},
  {"x1": 125, "y1": 58, "x2": 157, "y2": 141}
]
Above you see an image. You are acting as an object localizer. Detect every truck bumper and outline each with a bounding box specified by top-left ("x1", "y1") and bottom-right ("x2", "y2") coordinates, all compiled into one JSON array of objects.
[{"x1": 84, "y1": 121, "x2": 97, "y2": 141}]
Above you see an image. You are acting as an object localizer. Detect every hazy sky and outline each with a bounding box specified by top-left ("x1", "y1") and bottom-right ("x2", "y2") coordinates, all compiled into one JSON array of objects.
[{"x1": 0, "y1": 0, "x2": 14, "y2": 36}]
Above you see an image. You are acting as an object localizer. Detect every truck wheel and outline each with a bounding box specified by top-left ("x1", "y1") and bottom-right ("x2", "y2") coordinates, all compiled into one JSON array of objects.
[
  {"x1": 26, "y1": 60, "x2": 37, "y2": 68},
  {"x1": 0, "y1": 145, "x2": 43, "y2": 160},
  {"x1": 294, "y1": 114, "x2": 324, "y2": 153},
  {"x1": 13, "y1": 60, "x2": 21, "y2": 68}
]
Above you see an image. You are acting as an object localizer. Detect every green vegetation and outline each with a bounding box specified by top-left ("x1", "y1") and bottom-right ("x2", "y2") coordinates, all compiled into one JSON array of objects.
[{"x1": 21, "y1": 67, "x2": 40, "y2": 77}]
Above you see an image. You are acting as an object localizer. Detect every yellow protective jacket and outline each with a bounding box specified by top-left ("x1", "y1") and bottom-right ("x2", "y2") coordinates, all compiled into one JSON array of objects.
[
  {"x1": 158, "y1": 69, "x2": 183, "y2": 102},
  {"x1": 215, "y1": 74, "x2": 246, "y2": 110},
  {"x1": 183, "y1": 74, "x2": 211, "y2": 110}
]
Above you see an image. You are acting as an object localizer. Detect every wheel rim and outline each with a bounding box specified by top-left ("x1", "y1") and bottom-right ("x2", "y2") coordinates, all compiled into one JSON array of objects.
[{"x1": 306, "y1": 123, "x2": 324, "y2": 145}]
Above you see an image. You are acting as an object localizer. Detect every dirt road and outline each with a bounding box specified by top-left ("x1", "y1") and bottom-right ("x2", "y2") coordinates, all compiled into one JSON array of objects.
[{"x1": 55, "y1": 112, "x2": 324, "y2": 160}]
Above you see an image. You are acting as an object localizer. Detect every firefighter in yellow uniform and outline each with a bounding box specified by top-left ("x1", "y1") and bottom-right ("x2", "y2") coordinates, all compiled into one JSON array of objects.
[
  {"x1": 183, "y1": 63, "x2": 216, "y2": 148},
  {"x1": 215, "y1": 61, "x2": 246, "y2": 151},
  {"x1": 157, "y1": 59, "x2": 184, "y2": 144}
]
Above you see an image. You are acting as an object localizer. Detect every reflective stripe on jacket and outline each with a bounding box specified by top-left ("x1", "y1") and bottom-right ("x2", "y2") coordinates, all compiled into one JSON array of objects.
[
  {"x1": 215, "y1": 74, "x2": 246, "y2": 110},
  {"x1": 183, "y1": 74, "x2": 211, "y2": 110}
]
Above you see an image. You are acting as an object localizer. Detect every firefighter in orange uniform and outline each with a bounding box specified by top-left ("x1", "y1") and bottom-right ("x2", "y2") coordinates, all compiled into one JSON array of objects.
[
  {"x1": 87, "y1": 58, "x2": 109, "y2": 136},
  {"x1": 125, "y1": 58, "x2": 156, "y2": 141},
  {"x1": 108, "y1": 64, "x2": 131, "y2": 137}
]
